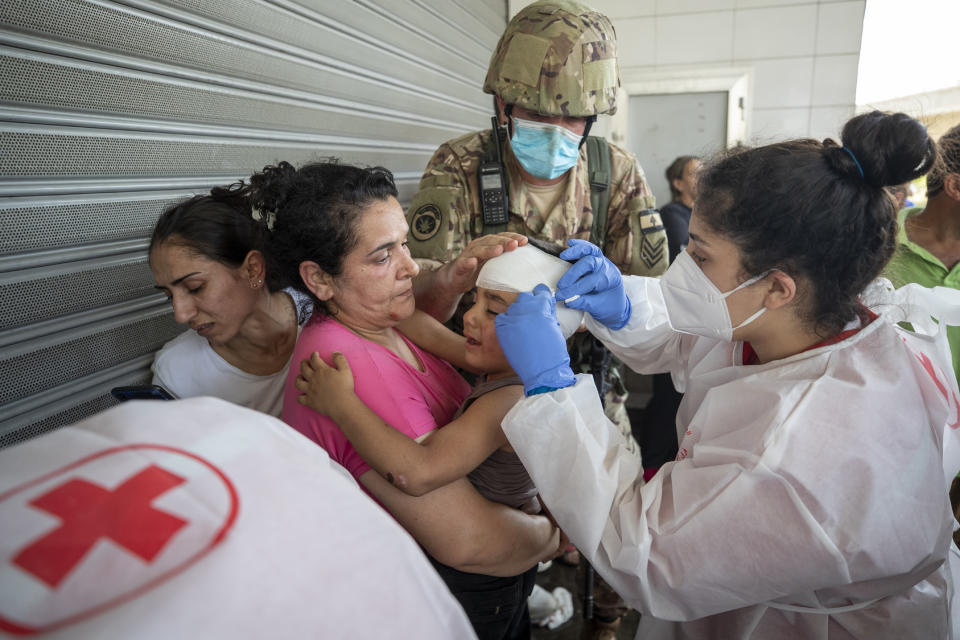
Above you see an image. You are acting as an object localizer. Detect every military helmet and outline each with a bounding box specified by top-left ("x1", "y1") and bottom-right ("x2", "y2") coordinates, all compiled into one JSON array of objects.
[{"x1": 483, "y1": 0, "x2": 620, "y2": 117}]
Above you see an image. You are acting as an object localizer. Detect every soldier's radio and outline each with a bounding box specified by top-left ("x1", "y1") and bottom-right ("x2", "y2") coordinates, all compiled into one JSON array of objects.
[{"x1": 478, "y1": 116, "x2": 510, "y2": 227}]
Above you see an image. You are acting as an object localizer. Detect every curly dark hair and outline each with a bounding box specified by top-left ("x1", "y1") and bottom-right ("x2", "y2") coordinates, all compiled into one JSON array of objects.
[
  {"x1": 696, "y1": 111, "x2": 936, "y2": 337},
  {"x1": 250, "y1": 160, "x2": 399, "y2": 316}
]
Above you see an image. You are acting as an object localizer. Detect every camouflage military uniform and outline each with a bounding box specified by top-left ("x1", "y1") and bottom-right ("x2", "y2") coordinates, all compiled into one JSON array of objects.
[{"x1": 407, "y1": 130, "x2": 666, "y2": 454}]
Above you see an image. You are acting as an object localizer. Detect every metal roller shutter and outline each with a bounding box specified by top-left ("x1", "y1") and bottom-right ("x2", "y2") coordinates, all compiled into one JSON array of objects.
[{"x1": 0, "y1": 0, "x2": 506, "y2": 445}]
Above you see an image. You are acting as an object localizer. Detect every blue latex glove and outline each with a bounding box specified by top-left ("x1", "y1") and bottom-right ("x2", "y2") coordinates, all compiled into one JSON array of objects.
[
  {"x1": 495, "y1": 284, "x2": 577, "y2": 396},
  {"x1": 555, "y1": 239, "x2": 631, "y2": 330}
]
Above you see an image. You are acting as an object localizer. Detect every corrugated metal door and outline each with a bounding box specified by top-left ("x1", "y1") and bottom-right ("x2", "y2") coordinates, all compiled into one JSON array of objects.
[{"x1": 0, "y1": 0, "x2": 505, "y2": 446}]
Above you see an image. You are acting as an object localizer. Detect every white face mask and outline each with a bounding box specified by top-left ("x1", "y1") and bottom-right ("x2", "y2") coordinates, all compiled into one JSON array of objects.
[{"x1": 660, "y1": 251, "x2": 770, "y2": 341}]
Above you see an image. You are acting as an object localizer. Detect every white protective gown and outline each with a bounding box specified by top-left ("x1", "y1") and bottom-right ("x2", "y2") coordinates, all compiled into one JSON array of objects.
[{"x1": 503, "y1": 276, "x2": 959, "y2": 639}]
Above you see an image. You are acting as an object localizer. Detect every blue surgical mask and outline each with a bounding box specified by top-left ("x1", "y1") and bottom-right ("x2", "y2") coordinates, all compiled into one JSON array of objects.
[{"x1": 509, "y1": 117, "x2": 582, "y2": 180}]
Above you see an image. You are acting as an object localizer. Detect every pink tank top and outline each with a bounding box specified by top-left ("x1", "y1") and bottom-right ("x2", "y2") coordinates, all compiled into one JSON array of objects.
[{"x1": 282, "y1": 316, "x2": 471, "y2": 485}]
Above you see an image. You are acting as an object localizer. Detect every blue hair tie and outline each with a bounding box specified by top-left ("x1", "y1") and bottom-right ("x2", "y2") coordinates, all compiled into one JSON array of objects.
[{"x1": 841, "y1": 147, "x2": 864, "y2": 179}]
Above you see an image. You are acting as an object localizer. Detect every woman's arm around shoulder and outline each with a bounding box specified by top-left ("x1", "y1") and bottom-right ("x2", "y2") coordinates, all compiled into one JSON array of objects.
[{"x1": 361, "y1": 470, "x2": 559, "y2": 576}]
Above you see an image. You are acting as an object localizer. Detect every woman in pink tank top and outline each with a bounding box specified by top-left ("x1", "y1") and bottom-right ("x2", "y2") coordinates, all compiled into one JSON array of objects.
[{"x1": 254, "y1": 160, "x2": 561, "y2": 639}]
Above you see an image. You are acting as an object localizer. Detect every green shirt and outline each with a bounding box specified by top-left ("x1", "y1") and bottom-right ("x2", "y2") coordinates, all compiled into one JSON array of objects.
[{"x1": 883, "y1": 206, "x2": 960, "y2": 386}]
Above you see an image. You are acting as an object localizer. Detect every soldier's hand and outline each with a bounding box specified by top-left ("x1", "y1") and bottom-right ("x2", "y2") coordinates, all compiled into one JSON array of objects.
[{"x1": 444, "y1": 232, "x2": 527, "y2": 294}]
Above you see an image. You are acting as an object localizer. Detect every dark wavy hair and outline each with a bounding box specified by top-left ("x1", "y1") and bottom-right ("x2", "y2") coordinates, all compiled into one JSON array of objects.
[
  {"x1": 250, "y1": 160, "x2": 399, "y2": 316},
  {"x1": 927, "y1": 123, "x2": 960, "y2": 198},
  {"x1": 666, "y1": 155, "x2": 699, "y2": 202},
  {"x1": 696, "y1": 111, "x2": 936, "y2": 336},
  {"x1": 149, "y1": 183, "x2": 274, "y2": 289}
]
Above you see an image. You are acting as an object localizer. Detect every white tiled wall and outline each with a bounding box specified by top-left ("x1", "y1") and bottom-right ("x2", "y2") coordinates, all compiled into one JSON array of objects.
[
  {"x1": 508, "y1": 0, "x2": 866, "y2": 142},
  {"x1": 734, "y1": 5, "x2": 819, "y2": 59},
  {"x1": 657, "y1": 12, "x2": 735, "y2": 65}
]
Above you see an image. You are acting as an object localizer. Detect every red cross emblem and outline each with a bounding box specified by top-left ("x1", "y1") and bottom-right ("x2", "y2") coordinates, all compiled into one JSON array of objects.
[
  {"x1": 0, "y1": 444, "x2": 238, "y2": 635},
  {"x1": 13, "y1": 465, "x2": 188, "y2": 588}
]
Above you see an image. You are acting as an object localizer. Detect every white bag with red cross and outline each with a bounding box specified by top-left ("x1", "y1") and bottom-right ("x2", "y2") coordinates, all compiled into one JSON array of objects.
[{"x1": 0, "y1": 398, "x2": 475, "y2": 639}]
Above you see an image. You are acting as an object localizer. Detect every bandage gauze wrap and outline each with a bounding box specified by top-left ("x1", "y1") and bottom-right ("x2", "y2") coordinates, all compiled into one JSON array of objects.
[{"x1": 476, "y1": 245, "x2": 584, "y2": 338}]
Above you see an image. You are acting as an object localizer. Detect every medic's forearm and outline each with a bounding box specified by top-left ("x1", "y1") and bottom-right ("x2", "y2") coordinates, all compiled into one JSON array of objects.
[
  {"x1": 502, "y1": 378, "x2": 653, "y2": 600},
  {"x1": 586, "y1": 275, "x2": 685, "y2": 377}
]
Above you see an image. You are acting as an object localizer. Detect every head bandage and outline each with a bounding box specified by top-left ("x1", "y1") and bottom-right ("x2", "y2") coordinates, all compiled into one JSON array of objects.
[{"x1": 476, "y1": 245, "x2": 584, "y2": 338}]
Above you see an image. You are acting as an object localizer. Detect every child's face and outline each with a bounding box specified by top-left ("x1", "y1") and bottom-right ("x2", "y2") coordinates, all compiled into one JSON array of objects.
[{"x1": 462, "y1": 287, "x2": 518, "y2": 377}]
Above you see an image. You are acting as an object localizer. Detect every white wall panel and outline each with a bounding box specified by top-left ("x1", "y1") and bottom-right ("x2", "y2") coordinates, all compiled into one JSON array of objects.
[
  {"x1": 816, "y1": 1, "x2": 865, "y2": 55},
  {"x1": 655, "y1": 11, "x2": 734, "y2": 65},
  {"x1": 660, "y1": 0, "x2": 735, "y2": 14},
  {"x1": 751, "y1": 106, "x2": 811, "y2": 140},
  {"x1": 733, "y1": 5, "x2": 818, "y2": 60},
  {"x1": 809, "y1": 105, "x2": 855, "y2": 140},
  {"x1": 0, "y1": 0, "x2": 506, "y2": 443},
  {"x1": 812, "y1": 54, "x2": 860, "y2": 105},
  {"x1": 751, "y1": 57, "x2": 815, "y2": 109},
  {"x1": 617, "y1": 17, "x2": 657, "y2": 67}
]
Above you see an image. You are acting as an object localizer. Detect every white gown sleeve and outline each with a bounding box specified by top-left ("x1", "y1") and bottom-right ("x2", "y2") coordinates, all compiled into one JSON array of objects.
[
  {"x1": 582, "y1": 276, "x2": 693, "y2": 389},
  {"x1": 503, "y1": 377, "x2": 855, "y2": 621}
]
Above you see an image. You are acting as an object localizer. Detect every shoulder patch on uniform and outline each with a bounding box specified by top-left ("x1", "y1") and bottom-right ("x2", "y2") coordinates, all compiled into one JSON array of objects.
[
  {"x1": 639, "y1": 210, "x2": 664, "y2": 232},
  {"x1": 411, "y1": 204, "x2": 442, "y2": 241}
]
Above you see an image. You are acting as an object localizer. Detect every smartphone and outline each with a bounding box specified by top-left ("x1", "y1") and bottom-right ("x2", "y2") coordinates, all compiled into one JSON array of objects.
[{"x1": 110, "y1": 384, "x2": 177, "y2": 401}]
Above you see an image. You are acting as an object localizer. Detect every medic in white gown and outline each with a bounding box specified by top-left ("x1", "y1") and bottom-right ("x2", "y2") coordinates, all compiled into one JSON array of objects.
[{"x1": 494, "y1": 111, "x2": 960, "y2": 639}]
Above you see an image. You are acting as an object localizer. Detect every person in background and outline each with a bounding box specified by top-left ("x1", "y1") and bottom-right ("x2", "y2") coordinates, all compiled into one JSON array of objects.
[
  {"x1": 149, "y1": 186, "x2": 312, "y2": 416},
  {"x1": 884, "y1": 123, "x2": 960, "y2": 550},
  {"x1": 659, "y1": 155, "x2": 700, "y2": 262},
  {"x1": 884, "y1": 123, "x2": 960, "y2": 385},
  {"x1": 255, "y1": 160, "x2": 560, "y2": 640},
  {"x1": 494, "y1": 111, "x2": 956, "y2": 638},
  {"x1": 888, "y1": 181, "x2": 914, "y2": 209}
]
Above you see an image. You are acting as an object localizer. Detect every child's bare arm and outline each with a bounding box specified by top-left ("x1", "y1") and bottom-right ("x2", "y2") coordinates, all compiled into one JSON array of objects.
[
  {"x1": 296, "y1": 352, "x2": 519, "y2": 496},
  {"x1": 396, "y1": 309, "x2": 481, "y2": 373}
]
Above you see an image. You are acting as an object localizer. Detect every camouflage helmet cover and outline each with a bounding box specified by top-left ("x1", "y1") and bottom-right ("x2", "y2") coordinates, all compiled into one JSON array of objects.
[{"x1": 483, "y1": 0, "x2": 620, "y2": 117}]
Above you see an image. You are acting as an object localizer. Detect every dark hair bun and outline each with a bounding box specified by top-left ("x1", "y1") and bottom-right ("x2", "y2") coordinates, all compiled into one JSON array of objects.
[
  {"x1": 248, "y1": 161, "x2": 298, "y2": 215},
  {"x1": 828, "y1": 111, "x2": 936, "y2": 188}
]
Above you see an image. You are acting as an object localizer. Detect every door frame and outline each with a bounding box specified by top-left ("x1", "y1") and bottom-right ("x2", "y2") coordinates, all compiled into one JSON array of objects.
[{"x1": 605, "y1": 65, "x2": 752, "y2": 151}]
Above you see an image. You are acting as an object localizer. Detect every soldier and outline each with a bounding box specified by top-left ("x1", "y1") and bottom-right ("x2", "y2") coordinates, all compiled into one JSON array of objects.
[
  {"x1": 406, "y1": 3, "x2": 666, "y2": 636},
  {"x1": 407, "y1": 0, "x2": 667, "y2": 459}
]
